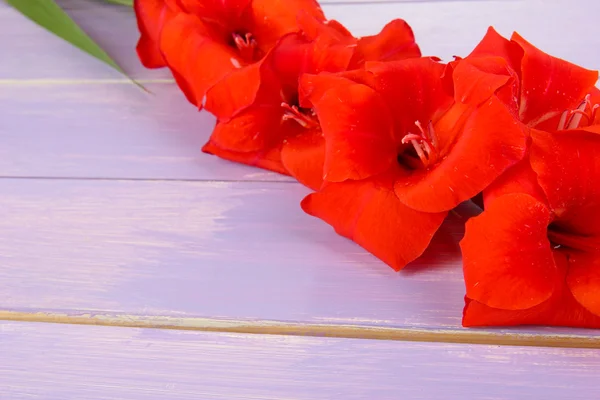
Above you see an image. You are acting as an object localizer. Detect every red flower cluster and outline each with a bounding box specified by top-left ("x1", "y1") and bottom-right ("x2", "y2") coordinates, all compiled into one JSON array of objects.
[
  {"x1": 134, "y1": 1, "x2": 600, "y2": 329},
  {"x1": 457, "y1": 29, "x2": 600, "y2": 328}
]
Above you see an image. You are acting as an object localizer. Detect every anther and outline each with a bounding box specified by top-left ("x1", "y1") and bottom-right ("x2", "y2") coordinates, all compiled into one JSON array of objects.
[
  {"x1": 281, "y1": 103, "x2": 318, "y2": 129},
  {"x1": 558, "y1": 94, "x2": 599, "y2": 130},
  {"x1": 232, "y1": 32, "x2": 257, "y2": 60},
  {"x1": 399, "y1": 120, "x2": 439, "y2": 167}
]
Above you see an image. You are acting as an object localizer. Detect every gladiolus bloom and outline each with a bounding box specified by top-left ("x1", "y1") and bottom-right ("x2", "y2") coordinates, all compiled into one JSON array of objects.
[
  {"x1": 134, "y1": 0, "x2": 326, "y2": 107},
  {"x1": 301, "y1": 57, "x2": 527, "y2": 270},
  {"x1": 203, "y1": 15, "x2": 421, "y2": 189}
]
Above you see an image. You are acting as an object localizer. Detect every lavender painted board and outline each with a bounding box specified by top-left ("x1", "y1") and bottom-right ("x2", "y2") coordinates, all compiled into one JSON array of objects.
[
  {"x1": 2, "y1": 321, "x2": 600, "y2": 400},
  {"x1": 2, "y1": 0, "x2": 598, "y2": 80},
  {"x1": 2, "y1": 178, "x2": 599, "y2": 340},
  {"x1": 0, "y1": 179, "x2": 462, "y2": 327},
  {"x1": 0, "y1": 83, "x2": 291, "y2": 181}
]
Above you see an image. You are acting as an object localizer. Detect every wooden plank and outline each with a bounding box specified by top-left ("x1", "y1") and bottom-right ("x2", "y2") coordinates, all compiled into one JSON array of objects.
[
  {"x1": 2, "y1": 0, "x2": 598, "y2": 81},
  {"x1": 0, "y1": 0, "x2": 168, "y2": 81},
  {"x1": 0, "y1": 83, "x2": 290, "y2": 181},
  {"x1": 338, "y1": 0, "x2": 600, "y2": 71},
  {"x1": 0, "y1": 179, "x2": 462, "y2": 326},
  {"x1": 2, "y1": 321, "x2": 600, "y2": 399},
  {"x1": 2, "y1": 178, "x2": 599, "y2": 342}
]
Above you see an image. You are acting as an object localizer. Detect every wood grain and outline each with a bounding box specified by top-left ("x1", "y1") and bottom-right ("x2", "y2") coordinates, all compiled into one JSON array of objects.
[
  {"x1": 2, "y1": 321, "x2": 600, "y2": 399},
  {"x1": 0, "y1": 83, "x2": 290, "y2": 181},
  {"x1": 1, "y1": 178, "x2": 599, "y2": 341}
]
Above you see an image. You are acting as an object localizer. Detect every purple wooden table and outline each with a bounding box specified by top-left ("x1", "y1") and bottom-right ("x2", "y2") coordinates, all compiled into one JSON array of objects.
[{"x1": 2, "y1": 0, "x2": 600, "y2": 398}]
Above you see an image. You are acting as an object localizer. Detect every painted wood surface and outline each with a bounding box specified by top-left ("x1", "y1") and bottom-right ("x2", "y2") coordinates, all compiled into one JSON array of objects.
[
  {"x1": 2, "y1": 177, "x2": 599, "y2": 342},
  {"x1": 1, "y1": 0, "x2": 600, "y2": 341},
  {"x1": 2, "y1": 321, "x2": 600, "y2": 399},
  {"x1": 0, "y1": 83, "x2": 290, "y2": 181},
  {"x1": 2, "y1": 2, "x2": 600, "y2": 393},
  {"x1": 0, "y1": 178, "x2": 465, "y2": 327}
]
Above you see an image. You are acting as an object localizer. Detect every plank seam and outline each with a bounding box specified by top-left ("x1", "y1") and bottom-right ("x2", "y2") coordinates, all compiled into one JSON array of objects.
[
  {"x1": 1, "y1": 311, "x2": 599, "y2": 349},
  {"x1": 0, "y1": 79, "x2": 175, "y2": 86},
  {"x1": 0, "y1": 176, "x2": 296, "y2": 183}
]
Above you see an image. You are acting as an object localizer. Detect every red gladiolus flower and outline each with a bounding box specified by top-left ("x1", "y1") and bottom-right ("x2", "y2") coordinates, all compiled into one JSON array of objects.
[
  {"x1": 134, "y1": 0, "x2": 326, "y2": 106},
  {"x1": 201, "y1": 30, "x2": 353, "y2": 188},
  {"x1": 202, "y1": 16, "x2": 421, "y2": 189},
  {"x1": 300, "y1": 57, "x2": 527, "y2": 270},
  {"x1": 461, "y1": 128, "x2": 600, "y2": 327},
  {"x1": 454, "y1": 27, "x2": 600, "y2": 132},
  {"x1": 457, "y1": 26, "x2": 600, "y2": 328}
]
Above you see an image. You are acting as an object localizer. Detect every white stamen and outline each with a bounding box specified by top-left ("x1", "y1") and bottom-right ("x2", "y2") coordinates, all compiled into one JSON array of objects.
[
  {"x1": 566, "y1": 98, "x2": 588, "y2": 129},
  {"x1": 230, "y1": 57, "x2": 241, "y2": 68},
  {"x1": 557, "y1": 110, "x2": 568, "y2": 131},
  {"x1": 410, "y1": 139, "x2": 428, "y2": 163}
]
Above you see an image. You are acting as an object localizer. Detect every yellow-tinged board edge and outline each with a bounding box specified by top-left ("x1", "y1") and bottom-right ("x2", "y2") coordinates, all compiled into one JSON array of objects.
[{"x1": 1, "y1": 310, "x2": 599, "y2": 349}]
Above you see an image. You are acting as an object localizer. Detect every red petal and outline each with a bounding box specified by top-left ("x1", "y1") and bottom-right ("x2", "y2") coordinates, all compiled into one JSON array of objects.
[
  {"x1": 463, "y1": 251, "x2": 600, "y2": 328},
  {"x1": 250, "y1": 0, "x2": 325, "y2": 49},
  {"x1": 530, "y1": 129, "x2": 600, "y2": 212},
  {"x1": 271, "y1": 34, "x2": 354, "y2": 94},
  {"x1": 310, "y1": 80, "x2": 396, "y2": 182},
  {"x1": 263, "y1": 34, "x2": 354, "y2": 107},
  {"x1": 460, "y1": 193, "x2": 557, "y2": 310},
  {"x1": 483, "y1": 155, "x2": 548, "y2": 207},
  {"x1": 511, "y1": 32, "x2": 599, "y2": 128},
  {"x1": 451, "y1": 56, "x2": 518, "y2": 112},
  {"x1": 301, "y1": 171, "x2": 447, "y2": 270},
  {"x1": 202, "y1": 140, "x2": 289, "y2": 175},
  {"x1": 297, "y1": 11, "x2": 352, "y2": 42},
  {"x1": 463, "y1": 289, "x2": 600, "y2": 329},
  {"x1": 268, "y1": 34, "x2": 314, "y2": 94},
  {"x1": 323, "y1": 20, "x2": 353, "y2": 38},
  {"x1": 311, "y1": 39, "x2": 355, "y2": 75},
  {"x1": 467, "y1": 26, "x2": 523, "y2": 74},
  {"x1": 349, "y1": 19, "x2": 420, "y2": 68},
  {"x1": 567, "y1": 252, "x2": 600, "y2": 317},
  {"x1": 365, "y1": 58, "x2": 453, "y2": 140},
  {"x1": 134, "y1": 0, "x2": 180, "y2": 68},
  {"x1": 298, "y1": 72, "x2": 373, "y2": 109},
  {"x1": 281, "y1": 128, "x2": 325, "y2": 190},
  {"x1": 204, "y1": 61, "x2": 265, "y2": 120},
  {"x1": 395, "y1": 97, "x2": 527, "y2": 212},
  {"x1": 177, "y1": 0, "x2": 251, "y2": 20},
  {"x1": 209, "y1": 105, "x2": 282, "y2": 152},
  {"x1": 160, "y1": 14, "x2": 239, "y2": 107}
]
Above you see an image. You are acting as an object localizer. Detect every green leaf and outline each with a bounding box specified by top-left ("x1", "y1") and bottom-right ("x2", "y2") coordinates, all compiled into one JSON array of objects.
[
  {"x1": 6, "y1": 0, "x2": 138, "y2": 85},
  {"x1": 102, "y1": 0, "x2": 133, "y2": 6}
]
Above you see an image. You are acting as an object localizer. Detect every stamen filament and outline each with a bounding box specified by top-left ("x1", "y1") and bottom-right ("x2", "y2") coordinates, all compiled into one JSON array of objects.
[
  {"x1": 399, "y1": 120, "x2": 439, "y2": 168},
  {"x1": 428, "y1": 121, "x2": 438, "y2": 148},
  {"x1": 281, "y1": 103, "x2": 318, "y2": 129},
  {"x1": 559, "y1": 93, "x2": 599, "y2": 130},
  {"x1": 557, "y1": 110, "x2": 568, "y2": 131},
  {"x1": 410, "y1": 139, "x2": 428, "y2": 164},
  {"x1": 566, "y1": 100, "x2": 588, "y2": 130},
  {"x1": 233, "y1": 32, "x2": 257, "y2": 60}
]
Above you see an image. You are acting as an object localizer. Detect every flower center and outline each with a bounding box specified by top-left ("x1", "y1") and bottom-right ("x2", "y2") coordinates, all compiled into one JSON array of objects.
[
  {"x1": 281, "y1": 103, "x2": 319, "y2": 129},
  {"x1": 232, "y1": 32, "x2": 258, "y2": 61},
  {"x1": 557, "y1": 94, "x2": 600, "y2": 130},
  {"x1": 397, "y1": 121, "x2": 439, "y2": 170},
  {"x1": 547, "y1": 222, "x2": 600, "y2": 253}
]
